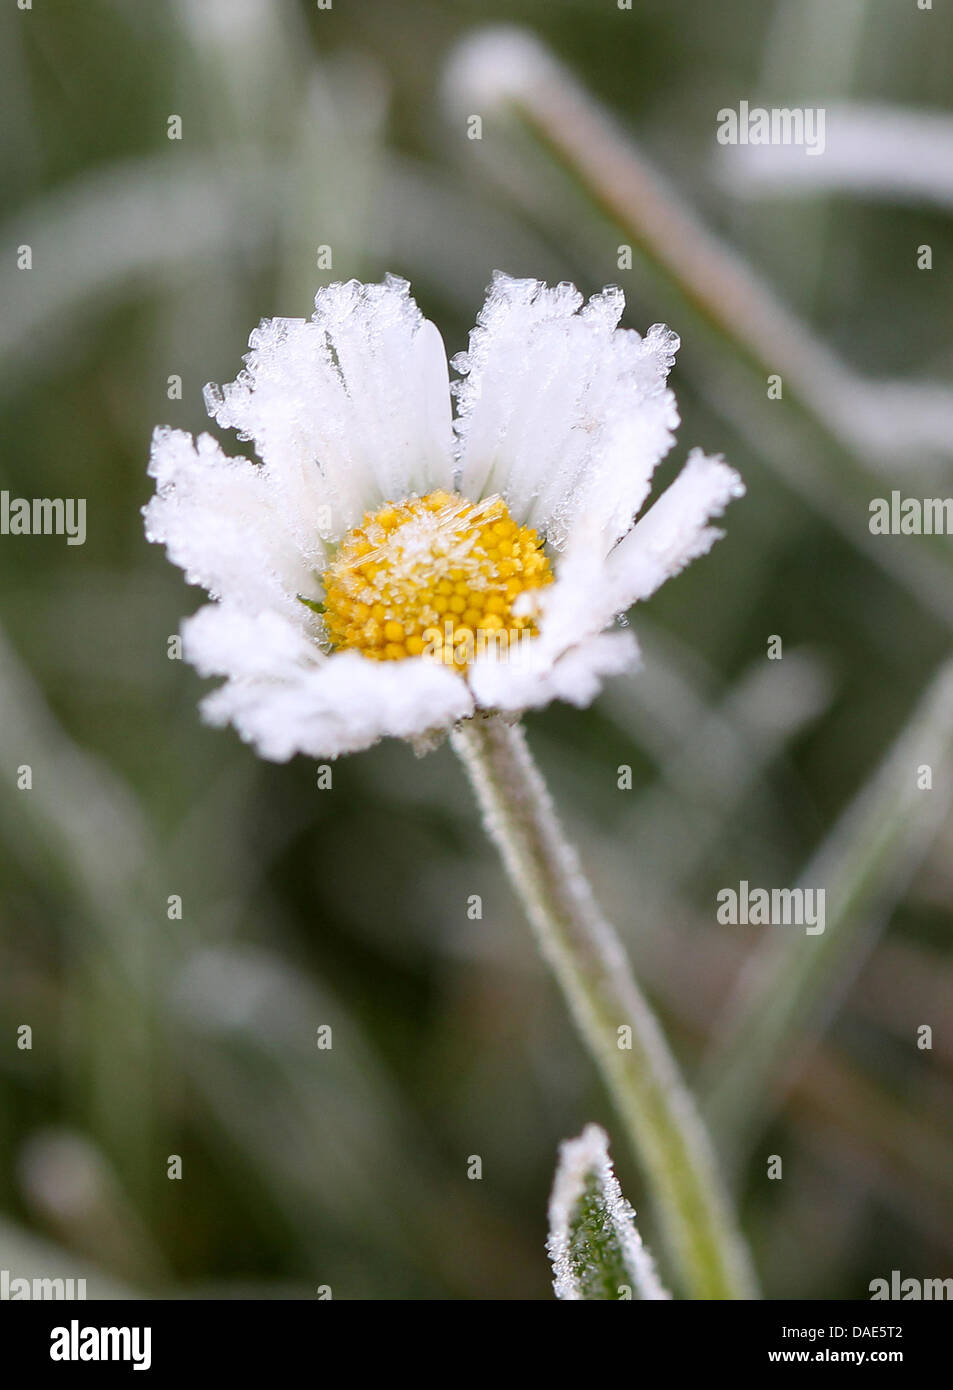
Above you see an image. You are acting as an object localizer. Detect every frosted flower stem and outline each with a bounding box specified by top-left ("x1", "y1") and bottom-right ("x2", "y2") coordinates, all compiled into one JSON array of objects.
[{"x1": 451, "y1": 714, "x2": 757, "y2": 1300}]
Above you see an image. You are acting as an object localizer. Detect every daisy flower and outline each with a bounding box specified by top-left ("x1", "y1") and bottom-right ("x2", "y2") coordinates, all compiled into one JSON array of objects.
[
  {"x1": 144, "y1": 272, "x2": 743, "y2": 761},
  {"x1": 143, "y1": 269, "x2": 756, "y2": 1300}
]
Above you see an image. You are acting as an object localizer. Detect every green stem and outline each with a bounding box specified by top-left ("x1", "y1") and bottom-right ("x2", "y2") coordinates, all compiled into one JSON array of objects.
[{"x1": 451, "y1": 715, "x2": 757, "y2": 1300}]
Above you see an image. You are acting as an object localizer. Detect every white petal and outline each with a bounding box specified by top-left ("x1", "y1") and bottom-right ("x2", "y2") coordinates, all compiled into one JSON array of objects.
[
  {"x1": 204, "y1": 276, "x2": 455, "y2": 543},
  {"x1": 454, "y1": 272, "x2": 679, "y2": 544},
  {"x1": 182, "y1": 602, "x2": 320, "y2": 681},
  {"x1": 147, "y1": 275, "x2": 743, "y2": 752},
  {"x1": 465, "y1": 519, "x2": 635, "y2": 712},
  {"x1": 468, "y1": 629, "x2": 637, "y2": 712},
  {"x1": 607, "y1": 450, "x2": 745, "y2": 610},
  {"x1": 144, "y1": 428, "x2": 316, "y2": 614},
  {"x1": 183, "y1": 605, "x2": 473, "y2": 761},
  {"x1": 466, "y1": 449, "x2": 740, "y2": 714}
]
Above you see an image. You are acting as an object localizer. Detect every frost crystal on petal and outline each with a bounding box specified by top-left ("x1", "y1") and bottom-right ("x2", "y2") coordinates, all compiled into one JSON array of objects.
[
  {"x1": 547, "y1": 1124, "x2": 670, "y2": 1301},
  {"x1": 144, "y1": 273, "x2": 742, "y2": 760},
  {"x1": 144, "y1": 427, "x2": 317, "y2": 614},
  {"x1": 454, "y1": 272, "x2": 680, "y2": 548},
  {"x1": 185, "y1": 610, "x2": 473, "y2": 762},
  {"x1": 607, "y1": 450, "x2": 745, "y2": 612},
  {"x1": 204, "y1": 275, "x2": 455, "y2": 544}
]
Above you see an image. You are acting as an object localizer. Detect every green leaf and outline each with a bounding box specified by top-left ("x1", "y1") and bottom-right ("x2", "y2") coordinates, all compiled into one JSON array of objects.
[
  {"x1": 701, "y1": 656, "x2": 953, "y2": 1172},
  {"x1": 546, "y1": 1125, "x2": 670, "y2": 1300}
]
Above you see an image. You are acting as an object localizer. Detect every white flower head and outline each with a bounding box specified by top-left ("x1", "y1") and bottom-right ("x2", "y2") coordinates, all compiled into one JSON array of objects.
[{"x1": 144, "y1": 273, "x2": 743, "y2": 761}]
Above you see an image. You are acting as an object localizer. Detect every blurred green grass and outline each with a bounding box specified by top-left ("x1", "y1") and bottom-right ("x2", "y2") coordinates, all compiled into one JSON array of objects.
[{"x1": 1, "y1": 0, "x2": 952, "y2": 1298}]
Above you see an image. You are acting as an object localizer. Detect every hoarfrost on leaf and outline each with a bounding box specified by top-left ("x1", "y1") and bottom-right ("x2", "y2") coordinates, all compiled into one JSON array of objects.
[{"x1": 547, "y1": 1123, "x2": 670, "y2": 1300}]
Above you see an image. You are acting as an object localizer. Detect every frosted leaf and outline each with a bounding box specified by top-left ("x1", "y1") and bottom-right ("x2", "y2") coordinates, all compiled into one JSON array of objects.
[
  {"x1": 547, "y1": 1124, "x2": 670, "y2": 1301},
  {"x1": 441, "y1": 26, "x2": 559, "y2": 116},
  {"x1": 720, "y1": 101, "x2": 953, "y2": 213}
]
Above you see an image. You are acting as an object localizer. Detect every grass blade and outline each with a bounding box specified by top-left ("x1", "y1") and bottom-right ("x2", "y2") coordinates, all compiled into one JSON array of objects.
[{"x1": 547, "y1": 1124, "x2": 670, "y2": 1301}]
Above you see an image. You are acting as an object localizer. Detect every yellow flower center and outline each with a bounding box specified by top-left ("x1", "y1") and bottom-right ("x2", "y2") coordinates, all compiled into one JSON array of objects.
[{"x1": 321, "y1": 490, "x2": 553, "y2": 668}]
